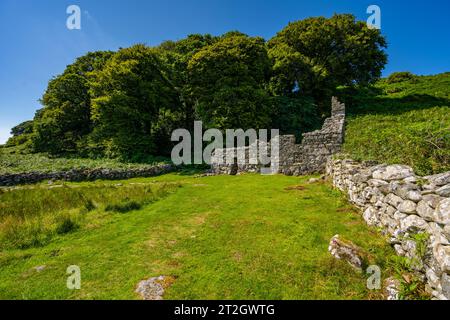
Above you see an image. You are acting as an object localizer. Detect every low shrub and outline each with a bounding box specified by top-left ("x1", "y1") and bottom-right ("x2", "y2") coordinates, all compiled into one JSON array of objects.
[
  {"x1": 105, "y1": 201, "x2": 142, "y2": 213},
  {"x1": 55, "y1": 216, "x2": 79, "y2": 235},
  {"x1": 386, "y1": 72, "x2": 417, "y2": 84}
]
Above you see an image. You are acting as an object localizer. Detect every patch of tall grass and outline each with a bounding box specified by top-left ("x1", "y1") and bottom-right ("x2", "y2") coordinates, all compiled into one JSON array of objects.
[{"x1": 0, "y1": 182, "x2": 179, "y2": 250}]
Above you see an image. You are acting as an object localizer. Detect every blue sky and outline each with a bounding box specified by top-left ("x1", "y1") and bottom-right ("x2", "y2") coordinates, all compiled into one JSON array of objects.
[{"x1": 1, "y1": 0, "x2": 449, "y2": 144}]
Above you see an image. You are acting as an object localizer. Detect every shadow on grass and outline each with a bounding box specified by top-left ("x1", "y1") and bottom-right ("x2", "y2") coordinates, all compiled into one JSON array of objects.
[
  {"x1": 175, "y1": 165, "x2": 210, "y2": 176},
  {"x1": 338, "y1": 83, "x2": 450, "y2": 116}
]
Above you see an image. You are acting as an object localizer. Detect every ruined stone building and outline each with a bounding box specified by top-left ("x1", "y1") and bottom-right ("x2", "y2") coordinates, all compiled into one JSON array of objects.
[{"x1": 211, "y1": 97, "x2": 346, "y2": 175}]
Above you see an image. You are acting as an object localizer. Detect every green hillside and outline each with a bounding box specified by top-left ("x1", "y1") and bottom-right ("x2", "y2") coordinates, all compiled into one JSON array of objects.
[{"x1": 341, "y1": 72, "x2": 450, "y2": 176}]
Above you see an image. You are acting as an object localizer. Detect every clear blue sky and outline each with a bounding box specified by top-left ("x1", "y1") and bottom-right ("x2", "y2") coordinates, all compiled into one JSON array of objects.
[{"x1": 1, "y1": 0, "x2": 449, "y2": 144}]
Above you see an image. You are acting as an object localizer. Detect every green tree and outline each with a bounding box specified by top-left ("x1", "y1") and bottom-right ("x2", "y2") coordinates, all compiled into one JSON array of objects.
[
  {"x1": 157, "y1": 34, "x2": 217, "y2": 130},
  {"x1": 32, "y1": 51, "x2": 113, "y2": 155},
  {"x1": 187, "y1": 33, "x2": 272, "y2": 130},
  {"x1": 5, "y1": 120, "x2": 34, "y2": 148},
  {"x1": 89, "y1": 44, "x2": 179, "y2": 160},
  {"x1": 270, "y1": 96, "x2": 321, "y2": 141},
  {"x1": 268, "y1": 14, "x2": 387, "y2": 114}
]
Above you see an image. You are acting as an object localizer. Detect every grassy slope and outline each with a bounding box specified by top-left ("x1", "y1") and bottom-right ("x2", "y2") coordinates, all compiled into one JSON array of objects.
[
  {"x1": 0, "y1": 173, "x2": 395, "y2": 299},
  {"x1": 342, "y1": 72, "x2": 450, "y2": 176}
]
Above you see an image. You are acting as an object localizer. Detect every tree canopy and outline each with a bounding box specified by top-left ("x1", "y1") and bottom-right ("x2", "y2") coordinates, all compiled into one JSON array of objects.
[
  {"x1": 187, "y1": 33, "x2": 272, "y2": 130},
  {"x1": 268, "y1": 14, "x2": 387, "y2": 113},
  {"x1": 89, "y1": 44, "x2": 180, "y2": 160},
  {"x1": 32, "y1": 51, "x2": 113, "y2": 155},
  {"x1": 6, "y1": 14, "x2": 388, "y2": 160}
]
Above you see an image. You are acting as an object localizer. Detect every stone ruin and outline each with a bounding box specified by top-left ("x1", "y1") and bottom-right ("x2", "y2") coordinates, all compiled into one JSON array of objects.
[{"x1": 211, "y1": 97, "x2": 346, "y2": 175}]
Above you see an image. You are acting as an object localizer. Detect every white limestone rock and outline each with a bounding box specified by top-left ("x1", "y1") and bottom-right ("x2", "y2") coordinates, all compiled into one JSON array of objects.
[
  {"x1": 368, "y1": 179, "x2": 388, "y2": 188},
  {"x1": 381, "y1": 215, "x2": 398, "y2": 234},
  {"x1": 422, "y1": 194, "x2": 443, "y2": 209},
  {"x1": 444, "y1": 225, "x2": 450, "y2": 240},
  {"x1": 385, "y1": 205, "x2": 396, "y2": 216},
  {"x1": 135, "y1": 275, "x2": 175, "y2": 300},
  {"x1": 433, "y1": 245, "x2": 450, "y2": 273},
  {"x1": 384, "y1": 277, "x2": 400, "y2": 300},
  {"x1": 394, "y1": 244, "x2": 405, "y2": 255},
  {"x1": 363, "y1": 206, "x2": 379, "y2": 226},
  {"x1": 398, "y1": 200, "x2": 417, "y2": 214},
  {"x1": 400, "y1": 215, "x2": 428, "y2": 231},
  {"x1": 434, "y1": 198, "x2": 450, "y2": 225},
  {"x1": 425, "y1": 172, "x2": 450, "y2": 187},
  {"x1": 436, "y1": 184, "x2": 450, "y2": 197},
  {"x1": 406, "y1": 190, "x2": 422, "y2": 202},
  {"x1": 372, "y1": 165, "x2": 414, "y2": 181},
  {"x1": 442, "y1": 273, "x2": 450, "y2": 299},
  {"x1": 394, "y1": 183, "x2": 419, "y2": 199},
  {"x1": 385, "y1": 193, "x2": 403, "y2": 209},
  {"x1": 429, "y1": 223, "x2": 449, "y2": 246},
  {"x1": 394, "y1": 211, "x2": 408, "y2": 221},
  {"x1": 416, "y1": 200, "x2": 435, "y2": 221},
  {"x1": 403, "y1": 176, "x2": 418, "y2": 184},
  {"x1": 426, "y1": 268, "x2": 441, "y2": 289}
]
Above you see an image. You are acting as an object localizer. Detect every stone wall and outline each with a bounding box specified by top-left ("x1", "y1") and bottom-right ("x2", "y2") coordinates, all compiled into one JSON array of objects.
[
  {"x1": 0, "y1": 164, "x2": 176, "y2": 186},
  {"x1": 211, "y1": 97, "x2": 346, "y2": 175},
  {"x1": 326, "y1": 158, "x2": 450, "y2": 300}
]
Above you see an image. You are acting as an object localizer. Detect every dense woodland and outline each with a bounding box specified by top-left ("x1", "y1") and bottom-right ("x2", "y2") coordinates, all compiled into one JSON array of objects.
[{"x1": 5, "y1": 14, "x2": 388, "y2": 161}]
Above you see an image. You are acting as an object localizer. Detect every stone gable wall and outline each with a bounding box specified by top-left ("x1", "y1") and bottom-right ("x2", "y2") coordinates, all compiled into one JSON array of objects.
[
  {"x1": 326, "y1": 158, "x2": 450, "y2": 300},
  {"x1": 211, "y1": 97, "x2": 346, "y2": 175}
]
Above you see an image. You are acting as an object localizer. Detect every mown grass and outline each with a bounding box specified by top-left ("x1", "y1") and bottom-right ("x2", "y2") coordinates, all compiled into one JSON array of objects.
[
  {"x1": 341, "y1": 72, "x2": 450, "y2": 176},
  {"x1": 0, "y1": 147, "x2": 170, "y2": 175},
  {"x1": 0, "y1": 173, "x2": 396, "y2": 300}
]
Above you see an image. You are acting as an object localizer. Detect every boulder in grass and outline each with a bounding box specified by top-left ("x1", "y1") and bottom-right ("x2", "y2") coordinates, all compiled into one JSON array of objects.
[
  {"x1": 136, "y1": 275, "x2": 176, "y2": 300},
  {"x1": 328, "y1": 235, "x2": 364, "y2": 270}
]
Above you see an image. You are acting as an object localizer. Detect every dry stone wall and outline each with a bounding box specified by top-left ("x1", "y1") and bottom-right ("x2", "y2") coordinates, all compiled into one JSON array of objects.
[
  {"x1": 0, "y1": 164, "x2": 176, "y2": 186},
  {"x1": 326, "y1": 158, "x2": 450, "y2": 300},
  {"x1": 211, "y1": 97, "x2": 346, "y2": 175}
]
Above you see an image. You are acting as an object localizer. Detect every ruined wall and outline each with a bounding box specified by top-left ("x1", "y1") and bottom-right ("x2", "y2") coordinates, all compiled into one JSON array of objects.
[
  {"x1": 326, "y1": 158, "x2": 450, "y2": 300},
  {"x1": 211, "y1": 97, "x2": 346, "y2": 175}
]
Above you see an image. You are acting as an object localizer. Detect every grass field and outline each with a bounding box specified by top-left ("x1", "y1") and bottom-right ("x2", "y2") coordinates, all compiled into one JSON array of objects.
[
  {"x1": 0, "y1": 173, "x2": 396, "y2": 300},
  {"x1": 0, "y1": 147, "x2": 169, "y2": 175}
]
